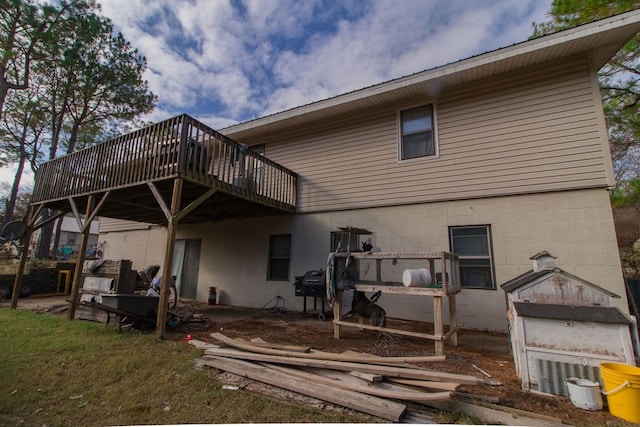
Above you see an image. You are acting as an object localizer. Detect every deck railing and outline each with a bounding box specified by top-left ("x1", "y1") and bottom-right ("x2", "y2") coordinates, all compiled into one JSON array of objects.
[{"x1": 31, "y1": 115, "x2": 297, "y2": 209}]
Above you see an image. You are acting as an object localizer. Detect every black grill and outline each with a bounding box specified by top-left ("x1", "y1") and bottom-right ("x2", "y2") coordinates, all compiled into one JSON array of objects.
[
  {"x1": 294, "y1": 270, "x2": 326, "y2": 297},
  {"x1": 293, "y1": 270, "x2": 328, "y2": 319}
]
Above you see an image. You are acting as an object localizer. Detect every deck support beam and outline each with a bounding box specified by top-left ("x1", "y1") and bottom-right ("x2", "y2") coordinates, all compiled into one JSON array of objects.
[
  {"x1": 151, "y1": 180, "x2": 221, "y2": 337},
  {"x1": 10, "y1": 205, "x2": 44, "y2": 309},
  {"x1": 67, "y1": 195, "x2": 97, "y2": 320},
  {"x1": 156, "y1": 178, "x2": 182, "y2": 338}
]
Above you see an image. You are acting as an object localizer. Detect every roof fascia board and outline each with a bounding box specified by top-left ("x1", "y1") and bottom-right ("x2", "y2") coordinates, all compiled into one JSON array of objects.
[{"x1": 222, "y1": 10, "x2": 640, "y2": 137}]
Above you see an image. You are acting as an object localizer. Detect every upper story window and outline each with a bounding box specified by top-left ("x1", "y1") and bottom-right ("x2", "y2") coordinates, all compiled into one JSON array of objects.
[
  {"x1": 235, "y1": 144, "x2": 266, "y2": 191},
  {"x1": 449, "y1": 225, "x2": 495, "y2": 290},
  {"x1": 250, "y1": 144, "x2": 265, "y2": 156},
  {"x1": 399, "y1": 104, "x2": 436, "y2": 160}
]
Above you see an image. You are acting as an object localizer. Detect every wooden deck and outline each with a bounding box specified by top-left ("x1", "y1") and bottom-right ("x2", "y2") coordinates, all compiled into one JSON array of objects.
[{"x1": 30, "y1": 115, "x2": 297, "y2": 224}]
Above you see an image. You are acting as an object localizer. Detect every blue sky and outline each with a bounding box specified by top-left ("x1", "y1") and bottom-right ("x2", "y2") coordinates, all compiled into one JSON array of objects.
[
  {"x1": 99, "y1": 0, "x2": 553, "y2": 127},
  {"x1": 0, "y1": 0, "x2": 553, "y2": 187}
]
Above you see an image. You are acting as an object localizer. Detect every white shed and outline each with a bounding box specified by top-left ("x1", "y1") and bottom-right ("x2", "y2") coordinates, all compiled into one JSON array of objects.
[{"x1": 501, "y1": 252, "x2": 637, "y2": 396}]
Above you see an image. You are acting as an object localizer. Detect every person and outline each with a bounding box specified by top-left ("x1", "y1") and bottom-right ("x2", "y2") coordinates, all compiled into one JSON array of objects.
[
  {"x1": 146, "y1": 275, "x2": 162, "y2": 297},
  {"x1": 138, "y1": 265, "x2": 160, "y2": 287},
  {"x1": 145, "y1": 274, "x2": 178, "y2": 308}
]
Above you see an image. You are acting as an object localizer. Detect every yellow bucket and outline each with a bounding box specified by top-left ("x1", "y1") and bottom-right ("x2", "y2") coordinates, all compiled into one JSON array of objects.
[{"x1": 600, "y1": 362, "x2": 640, "y2": 423}]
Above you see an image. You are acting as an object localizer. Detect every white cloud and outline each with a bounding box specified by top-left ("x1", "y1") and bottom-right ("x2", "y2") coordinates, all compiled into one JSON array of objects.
[
  {"x1": 98, "y1": 0, "x2": 553, "y2": 124},
  {"x1": 0, "y1": 168, "x2": 15, "y2": 187},
  {"x1": 0, "y1": 166, "x2": 34, "y2": 190},
  {"x1": 265, "y1": 0, "x2": 552, "y2": 115},
  {"x1": 1, "y1": 0, "x2": 554, "y2": 188}
]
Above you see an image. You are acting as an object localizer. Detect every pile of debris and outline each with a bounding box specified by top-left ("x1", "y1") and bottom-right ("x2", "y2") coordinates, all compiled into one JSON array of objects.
[{"x1": 192, "y1": 332, "x2": 502, "y2": 422}]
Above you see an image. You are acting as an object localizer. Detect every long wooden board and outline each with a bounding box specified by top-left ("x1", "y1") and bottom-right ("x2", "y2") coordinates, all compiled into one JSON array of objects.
[
  {"x1": 248, "y1": 337, "x2": 312, "y2": 353},
  {"x1": 349, "y1": 371, "x2": 382, "y2": 382},
  {"x1": 304, "y1": 367, "x2": 459, "y2": 400},
  {"x1": 386, "y1": 377, "x2": 460, "y2": 392},
  {"x1": 262, "y1": 363, "x2": 452, "y2": 402},
  {"x1": 201, "y1": 355, "x2": 406, "y2": 422},
  {"x1": 341, "y1": 350, "x2": 420, "y2": 368},
  {"x1": 210, "y1": 332, "x2": 445, "y2": 363},
  {"x1": 203, "y1": 347, "x2": 486, "y2": 385},
  {"x1": 423, "y1": 399, "x2": 567, "y2": 427},
  {"x1": 332, "y1": 320, "x2": 444, "y2": 340}
]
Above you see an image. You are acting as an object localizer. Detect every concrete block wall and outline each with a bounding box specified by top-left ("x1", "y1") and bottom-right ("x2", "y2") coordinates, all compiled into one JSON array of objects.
[{"x1": 99, "y1": 187, "x2": 625, "y2": 332}]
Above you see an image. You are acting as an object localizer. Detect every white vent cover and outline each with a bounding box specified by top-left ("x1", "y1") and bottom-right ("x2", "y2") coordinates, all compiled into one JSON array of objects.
[{"x1": 530, "y1": 251, "x2": 557, "y2": 272}]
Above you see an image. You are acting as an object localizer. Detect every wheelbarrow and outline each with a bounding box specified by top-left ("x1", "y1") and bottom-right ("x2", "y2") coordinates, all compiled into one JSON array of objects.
[{"x1": 78, "y1": 294, "x2": 159, "y2": 331}]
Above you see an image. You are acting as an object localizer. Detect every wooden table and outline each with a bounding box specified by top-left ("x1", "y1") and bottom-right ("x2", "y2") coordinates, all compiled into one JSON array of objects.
[{"x1": 331, "y1": 251, "x2": 460, "y2": 356}]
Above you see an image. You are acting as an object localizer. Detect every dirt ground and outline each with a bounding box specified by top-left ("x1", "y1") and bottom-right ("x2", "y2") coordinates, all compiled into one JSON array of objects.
[{"x1": 5, "y1": 295, "x2": 637, "y2": 426}]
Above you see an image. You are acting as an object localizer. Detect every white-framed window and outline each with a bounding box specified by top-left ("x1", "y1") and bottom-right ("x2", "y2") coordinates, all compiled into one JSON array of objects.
[
  {"x1": 399, "y1": 104, "x2": 436, "y2": 160},
  {"x1": 330, "y1": 227, "x2": 374, "y2": 253},
  {"x1": 449, "y1": 225, "x2": 495, "y2": 289},
  {"x1": 267, "y1": 234, "x2": 291, "y2": 281},
  {"x1": 331, "y1": 231, "x2": 361, "y2": 252},
  {"x1": 250, "y1": 144, "x2": 265, "y2": 156}
]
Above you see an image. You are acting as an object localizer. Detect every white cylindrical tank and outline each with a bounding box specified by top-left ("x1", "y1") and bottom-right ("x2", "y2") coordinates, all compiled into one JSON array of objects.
[{"x1": 402, "y1": 268, "x2": 431, "y2": 287}]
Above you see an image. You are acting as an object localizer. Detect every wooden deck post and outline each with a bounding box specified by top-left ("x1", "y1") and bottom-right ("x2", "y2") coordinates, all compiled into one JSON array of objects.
[
  {"x1": 10, "y1": 225, "x2": 34, "y2": 309},
  {"x1": 9, "y1": 204, "x2": 48, "y2": 309},
  {"x1": 156, "y1": 178, "x2": 182, "y2": 338},
  {"x1": 448, "y1": 293, "x2": 458, "y2": 346},
  {"x1": 67, "y1": 196, "x2": 94, "y2": 320},
  {"x1": 433, "y1": 295, "x2": 443, "y2": 355},
  {"x1": 333, "y1": 289, "x2": 343, "y2": 339}
]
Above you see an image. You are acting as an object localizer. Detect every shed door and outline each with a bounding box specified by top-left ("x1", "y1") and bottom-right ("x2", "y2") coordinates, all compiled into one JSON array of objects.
[{"x1": 173, "y1": 239, "x2": 201, "y2": 300}]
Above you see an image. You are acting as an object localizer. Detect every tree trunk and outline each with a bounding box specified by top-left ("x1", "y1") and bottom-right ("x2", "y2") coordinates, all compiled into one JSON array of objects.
[
  {"x1": 4, "y1": 158, "x2": 26, "y2": 224},
  {"x1": 36, "y1": 209, "x2": 53, "y2": 259},
  {"x1": 52, "y1": 218, "x2": 63, "y2": 258},
  {"x1": 2, "y1": 126, "x2": 29, "y2": 226},
  {"x1": 67, "y1": 119, "x2": 81, "y2": 153},
  {"x1": 0, "y1": 78, "x2": 8, "y2": 117}
]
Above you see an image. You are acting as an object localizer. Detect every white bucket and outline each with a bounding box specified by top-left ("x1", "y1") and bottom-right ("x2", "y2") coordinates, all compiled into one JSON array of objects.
[
  {"x1": 565, "y1": 378, "x2": 603, "y2": 411},
  {"x1": 402, "y1": 268, "x2": 432, "y2": 287}
]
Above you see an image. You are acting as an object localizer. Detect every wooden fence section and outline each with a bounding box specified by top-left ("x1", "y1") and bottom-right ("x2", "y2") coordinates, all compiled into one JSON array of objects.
[{"x1": 31, "y1": 115, "x2": 297, "y2": 211}]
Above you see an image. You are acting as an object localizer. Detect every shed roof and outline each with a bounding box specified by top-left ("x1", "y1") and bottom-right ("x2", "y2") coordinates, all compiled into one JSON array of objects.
[
  {"x1": 221, "y1": 10, "x2": 640, "y2": 140},
  {"x1": 512, "y1": 302, "x2": 632, "y2": 324},
  {"x1": 500, "y1": 267, "x2": 620, "y2": 298},
  {"x1": 501, "y1": 269, "x2": 550, "y2": 293}
]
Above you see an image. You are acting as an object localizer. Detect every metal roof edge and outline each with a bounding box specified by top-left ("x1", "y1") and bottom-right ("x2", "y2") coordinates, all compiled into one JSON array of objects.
[
  {"x1": 501, "y1": 267, "x2": 621, "y2": 298},
  {"x1": 221, "y1": 9, "x2": 640, "y2": 137},
  {"x1": 500, "y1": 269, "x2": 549, "y2": 293},
  {"x1": 511, "y1": 302, "x2": 632, "y2": 324}
]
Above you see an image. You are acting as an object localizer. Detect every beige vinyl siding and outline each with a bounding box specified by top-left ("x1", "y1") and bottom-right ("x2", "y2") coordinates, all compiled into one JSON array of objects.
[{"x1": 233, "y1": 54, "x2": 609, "y2": 213}]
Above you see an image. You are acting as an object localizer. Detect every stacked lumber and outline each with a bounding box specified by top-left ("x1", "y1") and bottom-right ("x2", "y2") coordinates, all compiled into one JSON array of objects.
[{"x1": 194, "y1": 332, "x2": 493, "y2": 422}]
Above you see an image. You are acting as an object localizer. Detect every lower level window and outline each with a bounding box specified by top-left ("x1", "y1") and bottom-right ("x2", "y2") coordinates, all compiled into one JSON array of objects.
[
  {"x1": 267, "y1": 234, "x2": 291, "y2": 281},
  {"x1": 449, "y1": 225, "x2": 495, "y2": 289}
]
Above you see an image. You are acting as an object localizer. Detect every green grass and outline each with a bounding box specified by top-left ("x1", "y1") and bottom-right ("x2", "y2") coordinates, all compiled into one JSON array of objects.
[{"x1": 0, "y1": 309, "x2": 373, "y2": 425}]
